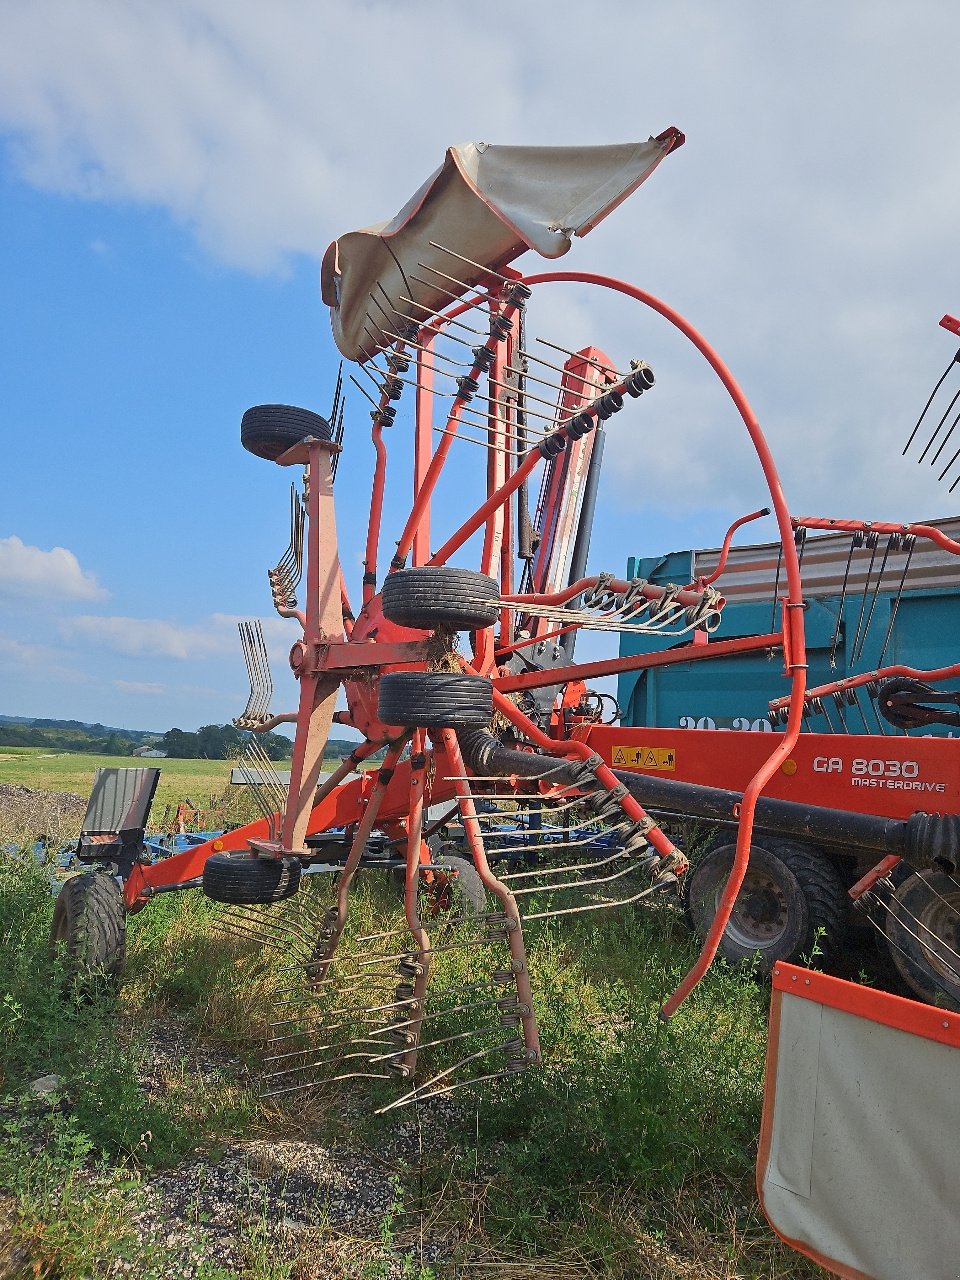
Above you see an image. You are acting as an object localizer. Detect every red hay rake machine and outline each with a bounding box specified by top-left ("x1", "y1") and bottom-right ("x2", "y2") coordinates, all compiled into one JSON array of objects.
[{"x1": 51, "y1": 139, "x2": 960, "y2": 1135}]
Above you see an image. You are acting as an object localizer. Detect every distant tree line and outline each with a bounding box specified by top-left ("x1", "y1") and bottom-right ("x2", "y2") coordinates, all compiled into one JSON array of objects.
[
  {"x1": 0, "y1": 723, "x2": 139, "y2": 754},
  {"x1": 0, "y1": 715, "x2": 363, "y2": 763},
  {"x1": 160, "y1": 724, "x2": 293, "y2": 760}
]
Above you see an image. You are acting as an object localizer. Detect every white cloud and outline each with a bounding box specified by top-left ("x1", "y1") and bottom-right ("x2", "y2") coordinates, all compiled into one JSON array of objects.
[
  {"x1": 0, "y1": 535, "x2": 108, "y2": 600},
  {"x1": 64, "y1": 610, "x2": 297, "y2": 662},
  {"x1": 112, "y1": 679, "x2": 164, "y2": 695},
  {"x1": 1, "y1": 0, "x2": 959, "y2": 526}
]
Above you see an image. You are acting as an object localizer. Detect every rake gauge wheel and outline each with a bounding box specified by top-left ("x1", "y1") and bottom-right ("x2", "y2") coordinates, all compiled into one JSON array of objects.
[
  {"x1": 241, "y1": 404, "x2": 333, "y2": 461},
  {"x1": 49, "y1": 871, "x2": 126, "y2": 994},
  {"x1": 203, "y1": 851, "x2": 302, "y2": 904},
  {"x1": 381, "y1": 567, "x2": 500, "y2": 632},
  {"x1": 377, "y1": 672, "x2": 493, "y2": 729}
]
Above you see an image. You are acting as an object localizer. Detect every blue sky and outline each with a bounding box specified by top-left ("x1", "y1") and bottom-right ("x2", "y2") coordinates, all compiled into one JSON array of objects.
[{"x1": 1, "y1": 1, "x2": 959, "y2": 734}]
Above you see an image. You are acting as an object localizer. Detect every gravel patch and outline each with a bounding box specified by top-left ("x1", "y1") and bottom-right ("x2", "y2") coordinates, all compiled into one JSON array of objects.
[{"x1": 0, "y1": 782, "x2": 86, "y2": 846}]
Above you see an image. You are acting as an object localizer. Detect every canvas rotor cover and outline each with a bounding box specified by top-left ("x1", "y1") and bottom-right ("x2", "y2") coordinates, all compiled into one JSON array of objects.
[{"x1": 321, "y1": 131, "x2": 683, "y2": 362}]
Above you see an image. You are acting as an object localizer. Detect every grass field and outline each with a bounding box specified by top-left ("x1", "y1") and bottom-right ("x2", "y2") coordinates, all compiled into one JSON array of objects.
[
  {"x1": 0, "y1": 769, "x2": 827, "y2": 1279},
  {"x1": 0, "y1": 746, "x2": 238, "y2": 811}
]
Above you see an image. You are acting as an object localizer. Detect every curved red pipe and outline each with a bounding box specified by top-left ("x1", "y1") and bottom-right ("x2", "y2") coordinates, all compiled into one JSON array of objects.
[{"x1": 522, "y1": 270, "x2": 808, "y2": 1016}]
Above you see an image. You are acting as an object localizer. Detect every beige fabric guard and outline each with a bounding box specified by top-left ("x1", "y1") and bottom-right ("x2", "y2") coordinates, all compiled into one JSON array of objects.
[
  {"x1": 321, "y1": 134, "x2": 682, "y2": 362},
  {"x1": 759, "y1": 963, "x2": 960, "y2": 1280}
]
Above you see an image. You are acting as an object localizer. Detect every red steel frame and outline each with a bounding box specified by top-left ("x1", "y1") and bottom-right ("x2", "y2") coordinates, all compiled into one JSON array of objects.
[{"x1": 124, "y1": 268, "x2": 809, "y2": 1016}]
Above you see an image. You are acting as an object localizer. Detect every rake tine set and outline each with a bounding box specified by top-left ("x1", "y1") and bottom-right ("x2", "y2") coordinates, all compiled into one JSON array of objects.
[
  {"x1": 233, "y1": 620, "x2": 275, "y2": 730},
  {"x1": 903, "y1": 320, "x2": 960, "y2": 488}
]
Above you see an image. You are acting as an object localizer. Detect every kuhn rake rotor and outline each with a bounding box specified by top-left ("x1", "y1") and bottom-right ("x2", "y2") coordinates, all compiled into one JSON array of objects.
[{"x1": 116, "y1": 134, "x2": 816, "y2": 1105}]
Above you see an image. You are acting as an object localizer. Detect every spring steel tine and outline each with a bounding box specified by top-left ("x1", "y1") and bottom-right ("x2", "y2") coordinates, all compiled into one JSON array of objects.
[
  {"x1": 427, "y1": 240, "x2": 522, "y2": 288},
  {"x1": 929, "y1": 400, "x2": 960, "y2": 469},
  {"x1": 937, "y1": 425, "x2": 960, "y2": 480},
  {"x1": 849, "y1": 532, "x2": 880, "y2": 663},
  {"x1": 917, "y1": 385, "x2": 960, "y2": 464},
  {"x1": 415, "y1": 259, "x2": 501, "y2": 305},
  {"x1": 876, "y1": 895, "x2": 960, "y2": 983},
  {"x1": 263, "y1": 1046, "x2": 398, "y2": 1085},
  {"x1": 500, "y1": 847, "x2": 633, "y2": 881},
  {"x1": 769, "y1": 541, "x2": 785, "y2": 632},
  {"x1": 263, "y1": 1033, "x2": 391, "y2": 1066},
  {"x1": 904, "y1": 353, "x2": 960, "y2": 454},
  {"x1": 481, "y1": 369, "x2": 572, "y2": 417},
  {"x1": 517, "y1": 345, "x2": 616, "y2": 394},
  {"x1": 854, "y1": 691, "x2": 872, "y2": 734},
  {"x1": 830, "y1": 535, "x2": 859, "y2": 667},
  {"x1": 349, "y1": 374, "x2": 380, "y2": 410},
  {"x1": 876, "y1": 535, "x2": 915, "y2": 667},
  {"x1": 395, "y1": 291, "x2": 488, "y2": 339},
  {"x1": 376, "y1": 1065, "x2": 524, "y2": 1112},
  {"x1": 510, "y1": 859, "x2": 644, "y2": 897},
  {"x1": 533, "y1": 335, "x2": 615, "y2": 377},
  {"x1": 432, "y1": 425, "x2": 525, "y2": 457},
  {"x1": 937, "y1": 433, "x2": 960, "y2": 483},
  {"x1": 330, "y1": 361, "x2": 343, "y2": 427},
  {"x1": 487, "y1": 833, "x2": 615, "y2": 861},
  {"x1": 853, "y1": 534, "x2": 897, "y2": 664},
  {"x1": 409, "y1": 269, "x2": 492, "y2": 315},
  {"x1": 490, "y1": 356, "x2": 579, "y2": 402},
  {"x1": 522, "y1": 880, "x2": 667, "y2": 922},
  {"x1": 380, "y1": 1024, "x2": 496, "y2": 1060},
  {"x1": 375, "y1": 1042, "x2": 511, "y2": 1114},
  {"x1": 268, "y1": 987, "x2": 404, "y2": 1028}
]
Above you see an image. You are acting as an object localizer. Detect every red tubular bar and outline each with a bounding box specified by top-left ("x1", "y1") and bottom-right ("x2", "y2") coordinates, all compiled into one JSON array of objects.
[
  {"x1": 495, "y1": 631, "x2": 782, "y2": 695},
  {"x1": 429, "y1": 444, "x2": 543, "y2": 568},
  {"x1": 393, "y1": 288, "x2": 527, "y2": 568},
  {"x1": 793, "y1": 515, "x2": 960, "y2": 556},
  {"x1": 482, "y1": 680, "x2": 682, "y2": 866},
  {"x1": 512, "y1": 270, "x2": 805, "y2": 1017},
  {"x1": 363, "y1": 421, "x2": 389, "y2": 604},
  {"x1": 769, "y1": 660, "x2": 960, "y2": 712},
  {"x1": 412, "y1": 336, "x2": 436, "y2": 567},
  {"x1": 427, "y1": 360, "x2": 650, "y2": 571},
  {"x1": 435, "y1": 728, "x2": 541, "y2": 1064},
  {"x1": 503, "y1": 574, "x2": 718, "y2": 612},
  {"x1": 686, "y1": 507, "x2": 770, "y2": 590}
]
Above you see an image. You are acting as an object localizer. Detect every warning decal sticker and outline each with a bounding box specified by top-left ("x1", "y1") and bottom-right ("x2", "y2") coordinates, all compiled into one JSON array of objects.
[{"x1": 611, "y1": 746, "x2": 676, "y2": 770}]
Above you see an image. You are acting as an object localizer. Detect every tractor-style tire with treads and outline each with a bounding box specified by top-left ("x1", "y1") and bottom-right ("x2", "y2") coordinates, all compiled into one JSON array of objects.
[
  {"x1": 49, "y1": 872, "x2": 126, "y2": 995},
  {"x1": 685, "y1": 837, "x2": 845, "y2": 970},
  {"x1": 241, "y1": 404, "x2": 333, "y2": 461},
  {"x1": 378, "y1": 672, "x2": 493, "y2": 729},
  {"x1": 381, "y1": 567, "x2": 500, "y2": 632},
  {"x1": 202, "y1": 852, "x2": 302, "y2": 904}
]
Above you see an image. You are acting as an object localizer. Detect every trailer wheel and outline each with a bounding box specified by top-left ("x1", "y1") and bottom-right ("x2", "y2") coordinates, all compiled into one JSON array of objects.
[
  {"x1": 883, "y1": 868, "x2": 960, "y2": 1010},
  {"x1": 381, "y1": 567, "x2": 500, "y2": 631},
  {"x1": 378, "y1": 672, "x2": 493, "y2": 729},
  {"x1": 49, "y1": 872, "x2": 126, "y2": 994},
  {"x1": 685, "y1": 838, "x2": 845, "y2": 970},
  {"x1": 203, "y1": 852, "x2": 302, "y2": 904},
  {"x1": 241, "y1": 404, "x2": 332, "y2": 461}
]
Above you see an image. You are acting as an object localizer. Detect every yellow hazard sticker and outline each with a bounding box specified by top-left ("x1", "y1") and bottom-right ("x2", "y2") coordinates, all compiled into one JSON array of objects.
[{"x1": 611, "y1": 745, "x2": 676, "y2": 770}]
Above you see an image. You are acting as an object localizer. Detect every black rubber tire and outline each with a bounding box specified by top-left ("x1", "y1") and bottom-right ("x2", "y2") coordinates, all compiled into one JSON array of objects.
[
  {"x1": 884, "y1": 868, "x2": 960, "y2": 1010},
  {"x1": 241, "y1": 404, "x2": 332, "y2": 461},
  {"x1": 381, "y1": 567, "x2": 499, "y2": 631},
  {"x1": 378, "y1": 672, "x2": 492, "y2": 729},
  {"x1": 49, "y1": 872, "x2": 126, "y2": 994},
  {"x1": 202, "y1": 851, "x2": 302, "y2": 904},
  {"x1": 427, "y1": 852, "x2": 488, "y2": 917},
  {"x1": 685, "y1": 837, "x2": 845, "y2": 970}
]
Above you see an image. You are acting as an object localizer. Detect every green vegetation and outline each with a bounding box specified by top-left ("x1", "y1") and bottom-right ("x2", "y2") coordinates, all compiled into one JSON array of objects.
[
  {"x1": 0, "y1": 717, "x2": 155, "y2": 756},
  {"x1": 0, "y1": 786, "x2": 825, "y2": 1278}
]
